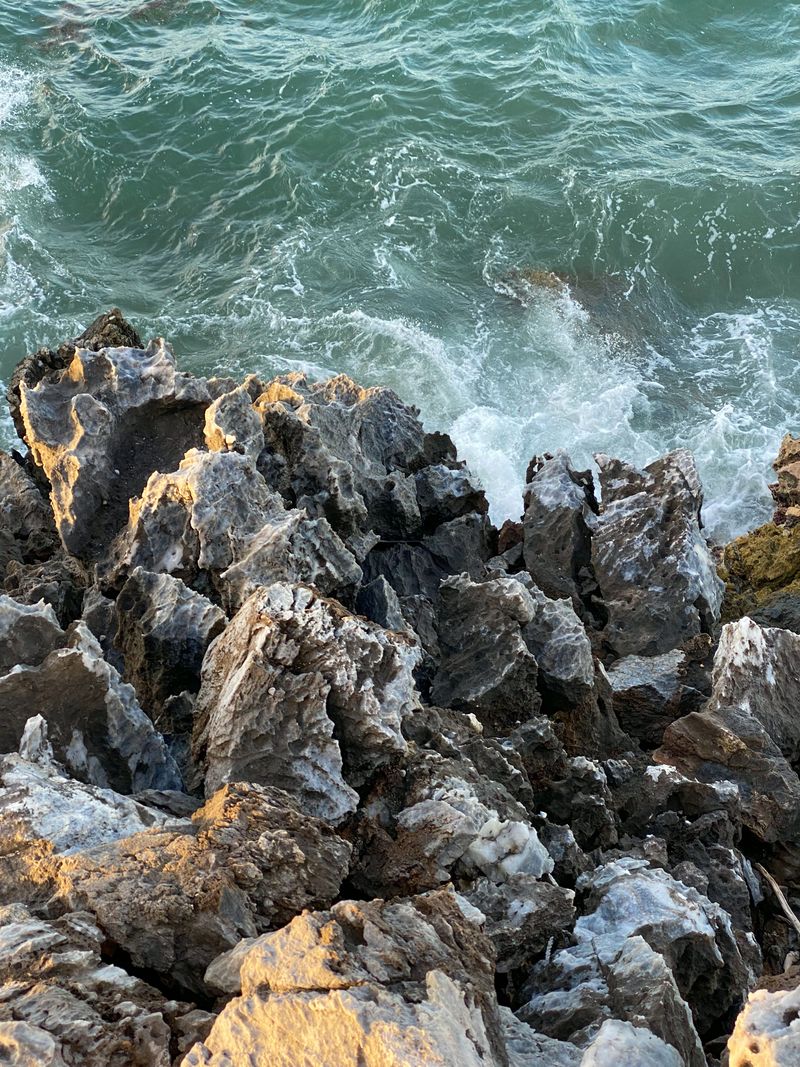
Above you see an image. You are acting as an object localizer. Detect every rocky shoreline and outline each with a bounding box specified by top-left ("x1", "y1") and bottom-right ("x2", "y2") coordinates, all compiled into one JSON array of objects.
[{"x1": 0, "y1": 309, "x2": 798, "y2": 1064}]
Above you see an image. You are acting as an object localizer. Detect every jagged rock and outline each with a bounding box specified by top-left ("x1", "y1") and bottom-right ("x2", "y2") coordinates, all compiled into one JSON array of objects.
[
  {"x1": 0, "y1": 451, "x2": 57, "y2": 575},
  {"x1": 0, "y1": 902, "x2": 189, "y2": 1066},
  {"x1": 580, "y1": 1020, "x2": 683, "y2": 1067},
  {"x1": 0, "y1": 731, "x2": 179, "y2": 905},
  {"x1": 256, "y1": 373, "x2": 460, "y2": 554},
  {"x1": 771, "y1": 432, "x2": 800, "y2": 512},
  {"x1": 500, "y1": 1009, "x2": 581, "y2": 1066},
  {"x1": 44, "y1": 782, "x2": 351, "y2": 996},
  {"x1": 522, "y1": 451, "x2": 598, "y2": 611},
  {"x1": 431, "y1": 574, "x2": 540, "y2": 731},
  {"x1": 592, "y1": 450, "x2": 723, "y2": 657},
  {"x1": 709, "y1": 617, "x2": 800, "y2": 762},
  {"x1": 347, "y1": 744, "x2": 553, "y2": 898},
  {"x1": 20, "y1": 337, "x2": 210, "y2": 558},
  {"x1": 463, "y1": 875, "x2": 575, "y2": 973},
  {"x1": 105, "y1": 448, "x2": 361, "y2": 608},
  {"x1": 114, "y1": 568, "x2": 226, "y2": 720},
  {"x1": 727, "y1": 983, "x2": 800, "y2": 1066},
  {"x1": 606, "y1": 636, "x2": 712, "y2": 748},
  {"x1": 182, "y1": 888, "x2": 508, "y2": 1067},
  {"x1": 204, "y1": 384, "x2": 264, "y2": 462},
  {"x1": 193, "y1": 582, "x2": 419, "y2": 819},
  {"x1": 414, "y1": 463, "x2": 488, "y2": 530},
  {"x1": 7, "y1": 308, "x2": 143, "y2": 443},
  {"x1": 363, "y1": 512, "x2": 494, "y2": 604},
  {"x1": 0, "y1": 595, "x2": 63, "y2": 673},
  {"x1": 0, "y1": 619, "x2": 180, "y2": 793},
  {"x1": 575, "y1": 858, "x2": 748, "y2": 1034},
  {"x1": 721, "y1": 521, "x2": 800, "y2": 626},
  {"x1": 355, "y1": 575, "x2": 408, "y2": 632},
  {"x1": 4, "y1": 553, "x2": 88, "y2": 627},
  {"x1": 537, "y1": 757, "x2": 618, "y2": 851}
]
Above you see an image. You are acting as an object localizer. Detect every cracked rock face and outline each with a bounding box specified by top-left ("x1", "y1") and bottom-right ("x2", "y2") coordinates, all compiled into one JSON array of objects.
[
  {"x1": 592, "y1": 450, "x2": 723, "y2": 657},
  {"x1": 182, "y1": 889, "x2": 507, "y2": 1067},
  {"x1": 192, "y1": 582, "x2": 419, "y2": 820},
  {"x1": 42, "y1": 782, "x2": 351, "y2": 996}
]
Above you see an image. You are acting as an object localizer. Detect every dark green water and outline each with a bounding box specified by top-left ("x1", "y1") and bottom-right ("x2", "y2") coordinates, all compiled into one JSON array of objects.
[{"x1": 1, "y1": 0, "x2": 799, "y2": 539}]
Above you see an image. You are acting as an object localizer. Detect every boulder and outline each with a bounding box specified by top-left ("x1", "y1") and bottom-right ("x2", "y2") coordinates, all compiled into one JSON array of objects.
[
  {"x1": 4, "y1": 553, "x2": 88, "y2": 627},
  {"x1": 192, "y1": 582, "x2": 419, "y2": 820},
  {"x1": 579, "y1": 1020, "x2": 683, "y2": 1067},
  {"x1": 204, "y1": 383, "x2": 264, "y2": 462},
  {"x1": 182, "y1": 888, "x2": 508, "y2": 1067},
  {"x1": 727, "y1": 983, "x2": 800, "y2": 1066},
  {"x1": 0, "y1": 595, "x2": 63, "y2": 674},
  {"x1": 606, "y1": 636, "x2": 712, "y2": 748},
  {"x1": 591, "y1": 450, "x2": 723, "y2": 657},
  {"x1": 45, "y1": 782, "x2": 351, "y2": 996},
  {"x1": 105, "y1": 448, "x2": 361, "y2": 609}
]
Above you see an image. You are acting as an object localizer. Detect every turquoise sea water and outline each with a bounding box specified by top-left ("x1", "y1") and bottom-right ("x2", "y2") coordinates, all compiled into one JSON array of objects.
[{"x1": 1, "y1": 0, "x2": 798, "y2": 540}]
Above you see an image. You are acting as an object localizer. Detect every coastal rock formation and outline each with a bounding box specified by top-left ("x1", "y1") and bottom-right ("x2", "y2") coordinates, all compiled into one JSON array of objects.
[{"x1": 0, "y1": 310, "x2": 797, "y2": 1065}]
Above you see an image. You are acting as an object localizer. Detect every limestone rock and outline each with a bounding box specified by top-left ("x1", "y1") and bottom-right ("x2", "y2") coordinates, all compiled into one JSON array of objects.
[
  {"x1": 522, "y1": 450, "x2": 598, "y2": 612},
  {"x1": 20, "y1": 337, "x2": 210, "y2": 557},
  {"x1": 0, "y1": 451, "x2": 57, "y2": 575},
  {"x1": 4, "y1": 553, "x2": 88, "y2": 628},
  {"x1": 463, "y1": 875, "x2": 575, "y2": 973},
  {"x1": 114, "y1": 568, "x2": 226, "y2": 719},
  {"x1": 106, "y1": 448, "x2": 361, "y2": 609},
  {"x1": 46, "y1": 782, "x2": 351, "y2": 995},
  {"x1": 204, "y1": 384, "x2": 264, "y2": 462},
  {"x1": 0, "y1": 595, "x2": 63, "y2": 674},
  {"x1": 606, "y1": 637, "x2": 711, "y2": 748},
  {"x1": 0, "y1": 620, "x2": 180, "y2": 793},
  {"x1": 592, "y1": 450, "x2": 723, "y2": 657},
  {"x1": 0, "y1": 903, "x2": 185, "y2": 1066},
  {"x1": 431, "y1": 574, "x2": 540, "y2": 731},
  {"x1": 192, "y1": 583, "x2": 418, "y2": 820},
  {"x1": 727, "y1": 983, "x2": 800, "y2": 1066},
  {"x1": 579, "y1": 1020, "x2": 683, "y2": 1067},
  {"x1": 414, "y1": 463, "x2": 488, "y2": 530},
  {"x1": 500, "y1": 1009, "x2": 581, "y2": 1067},
  {"x1": 182, "y1": 888, "x2": 508, "y2": 1067}
]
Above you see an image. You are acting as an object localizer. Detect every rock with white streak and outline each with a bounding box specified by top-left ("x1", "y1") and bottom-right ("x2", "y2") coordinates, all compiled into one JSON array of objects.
[
  {"x1": 592, "y1": 450, "x2": 723, "y2": 657},
  {"x1": 579, "y1": 1020, "x2": 683, "y2": 1067},
  {"x1": 727, "y1": 983, "x2": 800, "y2": 1066},
  {"x1": 0, "y1": 595, "x2": 64, "y2": 673},
  {"x1": 193, "y1": 582, "x2": 419, "y2": 819},
  {"x1": 182, "y1": 888, "x2": 508, "y2": 1067},
  {"x1": 105, "y1": 448, "x2": 361, "y2": 608},
  {"x1": 204, "y1": 383, "x2": 264, "y2": 461},
  {"x1": 500, "y1": 1009, "x2": 582, "y2": 1067},
  {"x1": 522, "y1": 450, "x2": 598, "y2": 611},
  {"x1": 0, "y1": 621, "x2": 180, "y2": 792}
]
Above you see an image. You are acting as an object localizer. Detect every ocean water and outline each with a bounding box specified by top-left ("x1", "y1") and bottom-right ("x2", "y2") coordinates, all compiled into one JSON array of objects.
[{"x1": 1, "y1": 0, "x2": 798, "y2": 541}]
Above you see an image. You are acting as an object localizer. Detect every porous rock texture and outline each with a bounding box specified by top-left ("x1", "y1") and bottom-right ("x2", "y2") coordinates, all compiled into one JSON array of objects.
[{"x1": 0, "y1": 311, "x2": 798, "y2": 1064}]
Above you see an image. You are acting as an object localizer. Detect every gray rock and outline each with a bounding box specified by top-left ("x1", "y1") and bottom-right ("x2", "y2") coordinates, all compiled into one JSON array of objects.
[
  {"x1": 0, "y1": 903, "x2": 189, "y2": 1066},
  {"x1": 192, "y1": 582, "x2": 419, "y2": 820},
  {"x1": 414, "y1": 463, "x2": 488, "y2": 530},
  {"x1": 592, "y1": 450, "x2": 723, "y2": 657},
  {"x1": 522, "y1": 451, "x2": 598, "y2": 610},
  {"x1": 606, "y1": 637, "x2": 711, "y2": 748},
  {"x1": 114, "y1": 568, "x2": 226, "y2": 720},
  {"x1": 182, "y1": 888, "x2": 508, "y2": 1067},
  {"x1": 204, "y1": 383, "x2": 264, "y2": 462},
  {"x1": 0, "y1": 451, "x2": 57, "y2": 574},
  {"x1": 500, "y1": 1009, "x2": 581, "y2": 1067},
  {"x1": 356, "y1": 575, "x2": 409, "y2": 632},
  {"x1": 579, "y1": 1020, "x2": 683, "y2": 1067},
  {"x1": 0, "y1": 620, "x2": 180, "y2": 793},
  {"x1": 4, "y1": 553, "x2": 88, "y2": 628},
  {"x1": 19, "y1": 338, "x2": 209, "y2": 558},
  {"x1": 0, "y1": 595, "x2": 63, "y2": 674},
  {"x1": 463, "y1": 875, "x2": 575, "y2": 973}
]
